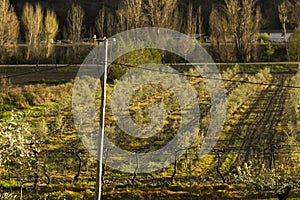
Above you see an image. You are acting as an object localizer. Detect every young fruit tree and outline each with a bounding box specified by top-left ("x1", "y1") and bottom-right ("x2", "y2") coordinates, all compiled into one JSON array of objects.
[
  {"x1": 236, "y1": 162, "x2": 300, "y2": 200},
  {"x1": 0, "y1": 111, "x2": 46, "y2": 198}
]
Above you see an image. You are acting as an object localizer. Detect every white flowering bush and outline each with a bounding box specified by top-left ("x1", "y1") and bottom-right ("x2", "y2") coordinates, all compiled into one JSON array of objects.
[
  {"x1": 236, "y1": 162, "x2": 300, "y2": 200},
  {"x1": 0, "y1": 111, "x2": 33, "y2": 167},
  {"x1": 0, "y1": 111, "x2": 42, "y2": 188},
  {"x1": 0, "y1": 193, "x2": 17, "y2": 200}
]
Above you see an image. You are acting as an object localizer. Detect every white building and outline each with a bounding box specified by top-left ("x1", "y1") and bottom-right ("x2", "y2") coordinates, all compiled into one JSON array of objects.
[{"x1": 269, "y1": 33, "x2": 292, "y2": 42}]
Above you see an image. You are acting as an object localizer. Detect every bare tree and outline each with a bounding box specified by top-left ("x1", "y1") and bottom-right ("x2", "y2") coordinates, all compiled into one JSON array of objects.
[
  {"x1": 226, "y1": 0, "x2": 261, "y2": 62},
  {"x1": 105, "y1": 11, "x2": 115, "y2": 37},
  {"x1": 209, "y1": 6, "x2": 233, "y2": 61},
  {"x1": 22, "y1": 3, "x2": 43, "y2": 60},
  {"x1": 44, "y1": 9, "x2": 59, "y2": 58},
  {"x1": 116, "y1": 0, "x2": 145, "y2": 31},
  {"x1": 289, "y1": 0, "x2": 300, "y2": 27},
  {"x1": 196, "y1": 6, "x2": 203, "y2": 38},
  {"x1": 279, "y1": 0, "x2": 292, "y2": 59},
  {"x1": 95, "y1": 6, "x2": 116, "y2": 38},
  {"x1": 95, "y1": 6, "x2": 106, "y2": 38},
  {"x1": 210, "y1": 0, "x2": 261, "y2": 62},
  {"x1": 145, "y1": 0, "x2": 181, "y2": 31},
  {"x1": 182, "y1": 3, "x2": 203, "y2": 37},
  {"x1": 66, "y1": 4, "x2": 84, "y2": 42},
  {"x1": 97, "y1": 1, "x2": 200, "y2": 38},
  {"x1": 279, "y1": 0, "x2": 291, "y2": 42},
  {"x1": 0, "y1": 0, "x2": 19, "y2": 63},
  {"x1": 183, "y1": 2, "x2": 197, "y2": 35}
]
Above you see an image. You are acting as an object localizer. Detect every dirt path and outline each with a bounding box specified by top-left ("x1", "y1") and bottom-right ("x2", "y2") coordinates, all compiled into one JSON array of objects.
[{"x1": 0, "y1": 65, "x2": 79, "y2": 83}]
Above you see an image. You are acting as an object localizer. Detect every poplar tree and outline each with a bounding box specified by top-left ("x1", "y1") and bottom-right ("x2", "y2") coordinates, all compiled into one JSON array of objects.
[
  {"x1": 44, "y1": 9, "x2": 59, "y2": 58},
  {"x1": 66, "y1": 4, "x2": 85, "y2": 42},
  {"x1": 0, "y1": 0, "x2": 19, "y2": 62},
  {"x1": 209, "y1": 0, "x2": 261, "y2": 62},
  {"x1": 22, "y1": 3, "x2": 43, "y2": 60}
]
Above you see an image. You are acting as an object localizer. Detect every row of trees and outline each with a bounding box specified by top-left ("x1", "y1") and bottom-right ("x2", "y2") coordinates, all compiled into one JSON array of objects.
[
  {"x1": 22, "y1": 3, "x2": 57, "y2": 60},
  {"x1": 209, "y1": 0, "x2": 300, "y2": 62},
  {"x1": 209, "y1": 0, "x2": 261, "y2": 62},
  {"x1": 96, "y1": 0, "x2": 300, "y2": 62},
  {"x1": 236, "y1": 67, "x2": 300, "y2": 200},
  {"x1": 0, "y1": 0, "x2": 203, "y2": 63},
  {"x1": 0, "y1": 0, "x2": 85, "y2": 62},
  {"x1": 95, "y1": 0, "x2": 202, "y2": 38},
  {"x1": 96, "y1": 0, "x2": 262, "y2": 62},
  {"x1": 1, "y1": 0, "x2": 300, "y2": 63}
]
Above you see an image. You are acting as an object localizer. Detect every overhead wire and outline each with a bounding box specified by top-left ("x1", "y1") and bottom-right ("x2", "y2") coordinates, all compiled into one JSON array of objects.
[
  {"x1": 0, "y1": 64, "x2": 74, "y2": 80},
  {"x1": 1, "y1": 62, "x2": 300, "y2": 89},
  {"x1": 112, "y1": 62, "x2": 300, "y2": 89}
]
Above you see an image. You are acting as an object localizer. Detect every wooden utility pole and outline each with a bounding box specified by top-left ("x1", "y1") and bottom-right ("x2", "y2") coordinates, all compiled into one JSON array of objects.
[{"x1": 95, "y1": 38, "x2": 108, "y2": 200}]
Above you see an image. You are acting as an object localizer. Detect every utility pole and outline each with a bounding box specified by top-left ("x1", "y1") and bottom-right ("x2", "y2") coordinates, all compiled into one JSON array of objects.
[{"x1": 95, "y1": 37, "x2": 108, "y2": 200}]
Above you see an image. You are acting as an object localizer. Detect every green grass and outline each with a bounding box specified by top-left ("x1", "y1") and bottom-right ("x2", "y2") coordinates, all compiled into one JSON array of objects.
[{"x1": 0, "y1": 66, "x2": 300, "y2": 199}]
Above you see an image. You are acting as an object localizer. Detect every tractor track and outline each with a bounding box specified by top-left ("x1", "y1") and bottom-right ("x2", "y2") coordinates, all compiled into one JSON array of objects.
[
  {"x1": 219, "y1": 74, "x2": 291, "y2": 173},
  {"x1": 240, "y1": 74, "x2": 288, "y2": 163}
]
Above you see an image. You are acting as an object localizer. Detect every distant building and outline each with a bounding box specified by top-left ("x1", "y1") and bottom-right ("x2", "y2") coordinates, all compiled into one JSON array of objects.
[
  {"x1": 261, "y1": 29, "x2": 293, "y2": 42},
  {"x1": 269, "y1": 33, "x2": 292, "y2": 42}
]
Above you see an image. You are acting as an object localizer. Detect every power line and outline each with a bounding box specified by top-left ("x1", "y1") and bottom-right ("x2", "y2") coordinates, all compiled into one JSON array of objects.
[
  {"x1": 112, "y1": 62, "x2": 300, "y2": 89},
  {"x1": 1, "y1": 62, "x2": 300, "y2": 89},
  {"x1": 0, "y1": 64, "x2": 73, "y2": 80}
]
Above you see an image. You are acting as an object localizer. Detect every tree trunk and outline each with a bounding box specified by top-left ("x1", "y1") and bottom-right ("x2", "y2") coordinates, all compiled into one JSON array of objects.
[
  {"x1": 43, "y1": 165, "x2": 51, "y2": 185},
  {"x1": 277, "y1": 186, "x2": 291, "y2": 200},
  {"x1": 216, "y1": 152, "x2": 226, "y2": 183},
  {"x1": 132, "y1": 152, "x2": 138, "y2": 183},
  {"x1": 20, "y1": 185, "x2": 23, "y2": 200},
  {"x1": 33, "y1": 150, "x2": 39, "y2": 190},
  {"x1": 170, "y1": 151, "x2": 178, "y2": 183},
  {"x1": 74, "y1": 152, "x2": 82, "y2": 182},
  {"x1": 283, "y1": 22, "x2": 289, "y2": 60}
]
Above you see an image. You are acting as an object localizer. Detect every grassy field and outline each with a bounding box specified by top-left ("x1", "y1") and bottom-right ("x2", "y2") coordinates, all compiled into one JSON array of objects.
[{"x1": 0, "y1": 63, "x2": 299, "y2": 199}]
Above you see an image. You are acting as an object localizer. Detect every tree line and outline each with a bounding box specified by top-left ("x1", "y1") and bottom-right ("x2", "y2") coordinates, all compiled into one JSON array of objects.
[
  {"x1": 1, "y1": 0, "x2": 89, "y2": 63},
  {"x1": 1, "y1": 0, "x2": 300, "y2": 63}
]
